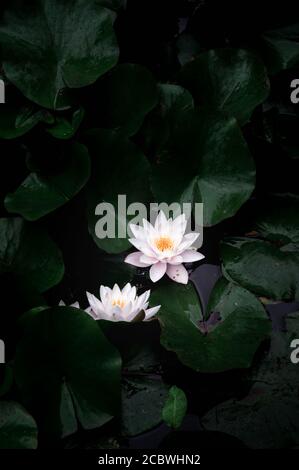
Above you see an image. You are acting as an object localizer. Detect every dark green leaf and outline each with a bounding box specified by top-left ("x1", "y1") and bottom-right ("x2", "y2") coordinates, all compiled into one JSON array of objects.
[
  {"x1": 151, "y1": 279, "x2": 269, "y2": 372},
  {"x1": 0, "y1": 218, "x2": 64, "y2": 293},
  {"x1": 221, "y1": 237, "x2": 299, "y2": 301},
  {"x1": 162, "y1": 386, "x2": 187, "y2": 429},
  {"x1": 0, "y1": 103, "x2": 48, "y2": 139},
  {"x1": 84, "y1": 129, "x2": 151, "y2": 253},
  {"x1": 0, "y1": 0, "x2": 119, "y2": 109},
  {"x1": 139, "y1": 83, "x2": 193, "y2": 156},
  {"x1": 15, "y1": 306, "x2": 121, "y2": 439},
  {"x1": 262, "y1": 24, "x2": 299, "y2": 74},
  {"x1": 46, "y1": 107, "x2": 85, "y2": 139},
  {"x1": 121, "y1": 377, "x2": 168, "y2": 436},
  {"x1": 178, "y1": 48, "x2": 269, "y2": 124},
  {"x1": 151, "y1": 109, "x2": 255, "y2": 226},
  {"x1": 97, "y1": 64, "x2": 158, "y2": 136},
  {"x1": 202, "y1": 313, "x2": 299, "y2": 449},
  {"x1": 254, "y1": 194, "x2": 299, "y2": 246},
  {"x1": 5, "y1": 143, "x2": 90, "y2": 221},
  {"x1": 0, "y1": 401, "x2": 38, "y2": 449}
]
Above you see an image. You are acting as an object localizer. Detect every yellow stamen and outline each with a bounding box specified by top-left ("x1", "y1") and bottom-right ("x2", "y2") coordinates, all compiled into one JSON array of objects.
[
  {"x1": 155, "y1": 236, "x2": 173, "y2": 252},
  {"x1": 112, "y1": 299, "x2": 126, "y2": 309}
]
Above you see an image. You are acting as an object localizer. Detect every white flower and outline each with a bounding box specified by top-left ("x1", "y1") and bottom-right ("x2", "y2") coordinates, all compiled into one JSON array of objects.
[
  {"x1": 125, "y1": 211, "x2": 204, "y2": 284},
  {"x1": 86, "y1": 283, "x2": 160, "y2": 322}
]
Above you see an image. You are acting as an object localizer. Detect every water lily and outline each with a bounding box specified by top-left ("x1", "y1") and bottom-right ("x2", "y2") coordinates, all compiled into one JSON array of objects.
[
  {"x1": 86, "y1": 283, "x2": 160, "y2": 322},
  {"x1": 125, "y1": 211, "x2": 204, "y2": 284}
]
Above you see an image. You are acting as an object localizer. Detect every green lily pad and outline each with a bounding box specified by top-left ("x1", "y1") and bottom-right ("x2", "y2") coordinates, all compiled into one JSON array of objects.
[
  {"x1": 0, "y1": 103, "x2": 49, "y2": 139},
  {"x1": 151, "y1": 279, "x2": 270, "y2": 373},
  {"x1": 262, "y1": 24, "x2": 299, "y2": 74},
  {"x1": 0, "y1": 217, "x2": 64, "y2": 293},
  {"x1": 221, "y1": 237, "x2": 299, "y2": 301},
  {"x1": 15, "y1": 306, "x2": 121, "y2": 439},
  {"x1": 0, "y1": 0, "x2": 119, "y2": 109},
  {"x1": 5, "y1": 142, "x2": 90, "y2": 221},
  {"x1": 0, "y1": 401, "x2": 38, "y2": 449},
  {"x1": 84, "y1": 128, "x2": 151, "y2": 253},
  {"x1": 139, "y1": 83, "x2": 194, "y2": 156},
  {"x1": 162, "y1": 386, "x2": 187, "y2": 430},
  {"x1": 202, "y1": 313, "x2": 299, "y2": 449},
  {"x1": 178, "y1": 48, "x2": 269, "y2": 124},
  {"x1": 46, "y1": 107, "x2": 85, "y2": 140},
  {"x1": 151, "y1": 108, "x2": 255, "y2": 226},
  {"x1": 97, "y1": 64, "x2": 158, "y2": 136}
]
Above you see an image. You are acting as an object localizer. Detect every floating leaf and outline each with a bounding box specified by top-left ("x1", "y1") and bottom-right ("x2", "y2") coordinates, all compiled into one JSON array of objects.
[
  {"x1": 162, "y1": 386, "x2": 187, "y2": 429},
  {"x1": 0, "y1": 218, "x2": 64, "y2": 293},
  {"x1": 5, "y1": 143, "x2": 90, "y2": 221},
  {"x1": 84, "y1": 129, "x2": 151, "y2": 253},
  {"x1": 151, "y1": 279, "x2": 269, "y2": 372},
  {"x1": 46, "y1": 107, "x2": 85, "y2": 140},
  {"x1": 178, "y1": 48, "x2": 269, "y2": 124},
  {"x1": 262, "y1": 24, "x2": 299, "y2": 74},
  {"x1": 151, "y1": 108, "x2": 255, "y2": 226},
  {"x1": 0, "y1": 401, "x2": 38, "y2": 449},
  {"x1": 202, "y1": 313, "x2": 299, "y2": 449},
  {"x1": 221, "y1": 237, "x2": 299, "y2": 301},
  {"x1": 97, "y1": 64, "x2": 158, "y2": 136},
  {"x1": 0, "y1": 0, "x2": 119, "y2": 109},
  {"x1": 15, "y1": 306, "x2": 121, "y2": 439}
]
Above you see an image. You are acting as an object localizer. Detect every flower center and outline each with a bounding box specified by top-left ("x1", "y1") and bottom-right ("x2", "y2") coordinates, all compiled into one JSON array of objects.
[
  {"x1": 155, "y1": 236, "x2": 173, "y2": 252},
  {"x1": 112, "y1": 298, "x2": 126, "y2": 309}
]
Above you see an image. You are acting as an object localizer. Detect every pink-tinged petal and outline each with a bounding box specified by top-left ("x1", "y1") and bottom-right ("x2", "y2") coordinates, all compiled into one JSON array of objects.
[
  {"x1": 172, "y1": 213, "x2": 187, "y2": 235},
  {"x1": 140, "y1": 254, "x2": 159, "y2": 265},
  {"x1": 125, "y1": 251, "x2": 151, "y2": 267},
  {"x1": 128, "y1": 238, "x2": 155, "y2": 257},
  {"x1": 86, "y1": 292, "x2": 105, "y2": 316},
  {"x1": 154, "y1": 211, "x2": 168, "y2": 230},
  {"x1": 149, "y1": 262, "x2": 167, "y2": 282},
  {"x1": 166, "y1": 255, "x2": 183, "y2": 265},
  {"x1": 144, "y1": 305, "x2": 161, "y2": 320},
  {"x1": 177, "y1": 232, "x2": 200, "y2": 252},
  {"x1": 70, "y1": 301, "x2": 80, "y2": 309},
  {"x1": 166, "y1": 264, "x2": 189, "y2": 284},
  {"x1": 181, "y1": 250, "x2": 205, "y2": 263},
  {"x1": 129, "y1": 223, "x2": 146, "y2": 240}
]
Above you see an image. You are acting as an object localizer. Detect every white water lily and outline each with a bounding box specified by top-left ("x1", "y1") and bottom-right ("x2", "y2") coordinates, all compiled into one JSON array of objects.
[
  {"x1": 86, "y1": 283, "x2": 160, "y2": 322},
  {"x1": 125, "y1": 211, "x2": 204, "y2": 284}
]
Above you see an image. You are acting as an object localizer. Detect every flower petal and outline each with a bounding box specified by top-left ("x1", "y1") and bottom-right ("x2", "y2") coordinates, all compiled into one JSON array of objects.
[
  {"x1": 166, "y1": 264, "x2": 189, "y2": 284},
  {"x1": 140, "y1": 254, "x2": 159, "y2": 265},
  {"x1": 166, "y1": 255, "x2": 183, "y2": 265},
  {"x1": 125, "y1": 251, "x2": 151, "y2": 267},
  {"x1": 149, "y1": 261, "x2": 167, "y2": 282},
  {"x1": 154, "y1": 211, "x2": 168, "y2": 231},
  {"x1": 86, "y1": 292, "x2": 106, "y2": 317},
  {"x1": 181, "y1": 250, "x2": 205, "y2": 263},
  {"x1": 177, "y1": 232, "x2": 200, "y2": 252},
  {"x1": 128, "y1": 238, "x2": 155, "y2": 257},
  {"x1": 144, "y1": 305, "x2": 161, "y2": 320}
]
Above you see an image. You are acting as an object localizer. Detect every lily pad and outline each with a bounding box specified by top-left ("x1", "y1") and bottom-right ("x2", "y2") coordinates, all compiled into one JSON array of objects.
[
  {"x1": 221, "y1": 237, "x2": 299, "y2": 301},
  {"x1": 202, "y1": 313, "x2": 299, "y2": 449},
  {"x1": 178, "y1": 48, "x2": 269, "y2": 124},
  {"x1": 84, "y1": 128, "x2": 151, "y2": 253},
  {"x1": 151, "y1": 108, "x2": 255, "y2": 226},
  {"x1": 162, "y1": 386, "x2": 187, "y2": 430},
  {"x1": 5, "y1": 142, "x2": 90, "y2": 221},
  {"x1": 97, "y1": 64, "x2": 158, "y2": 136},
  {"x1": 262, "y1": 24, "x2": 299, "y2": 74},
  {"x1": 151, "y1": 279, "x2": 270, "y2": 373},
  {"x1": 0, "y1": 401, "x2": 38, "y2": 449},
  {"x1": 0, "y1": 217, "x2": 64, "y2": 293},
  {"x1": 0, "y1": 0, "x2": 119, "y2": 109},
  {"x1": 14, "y1": 306, "x2": 121, "y2": 439}
]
